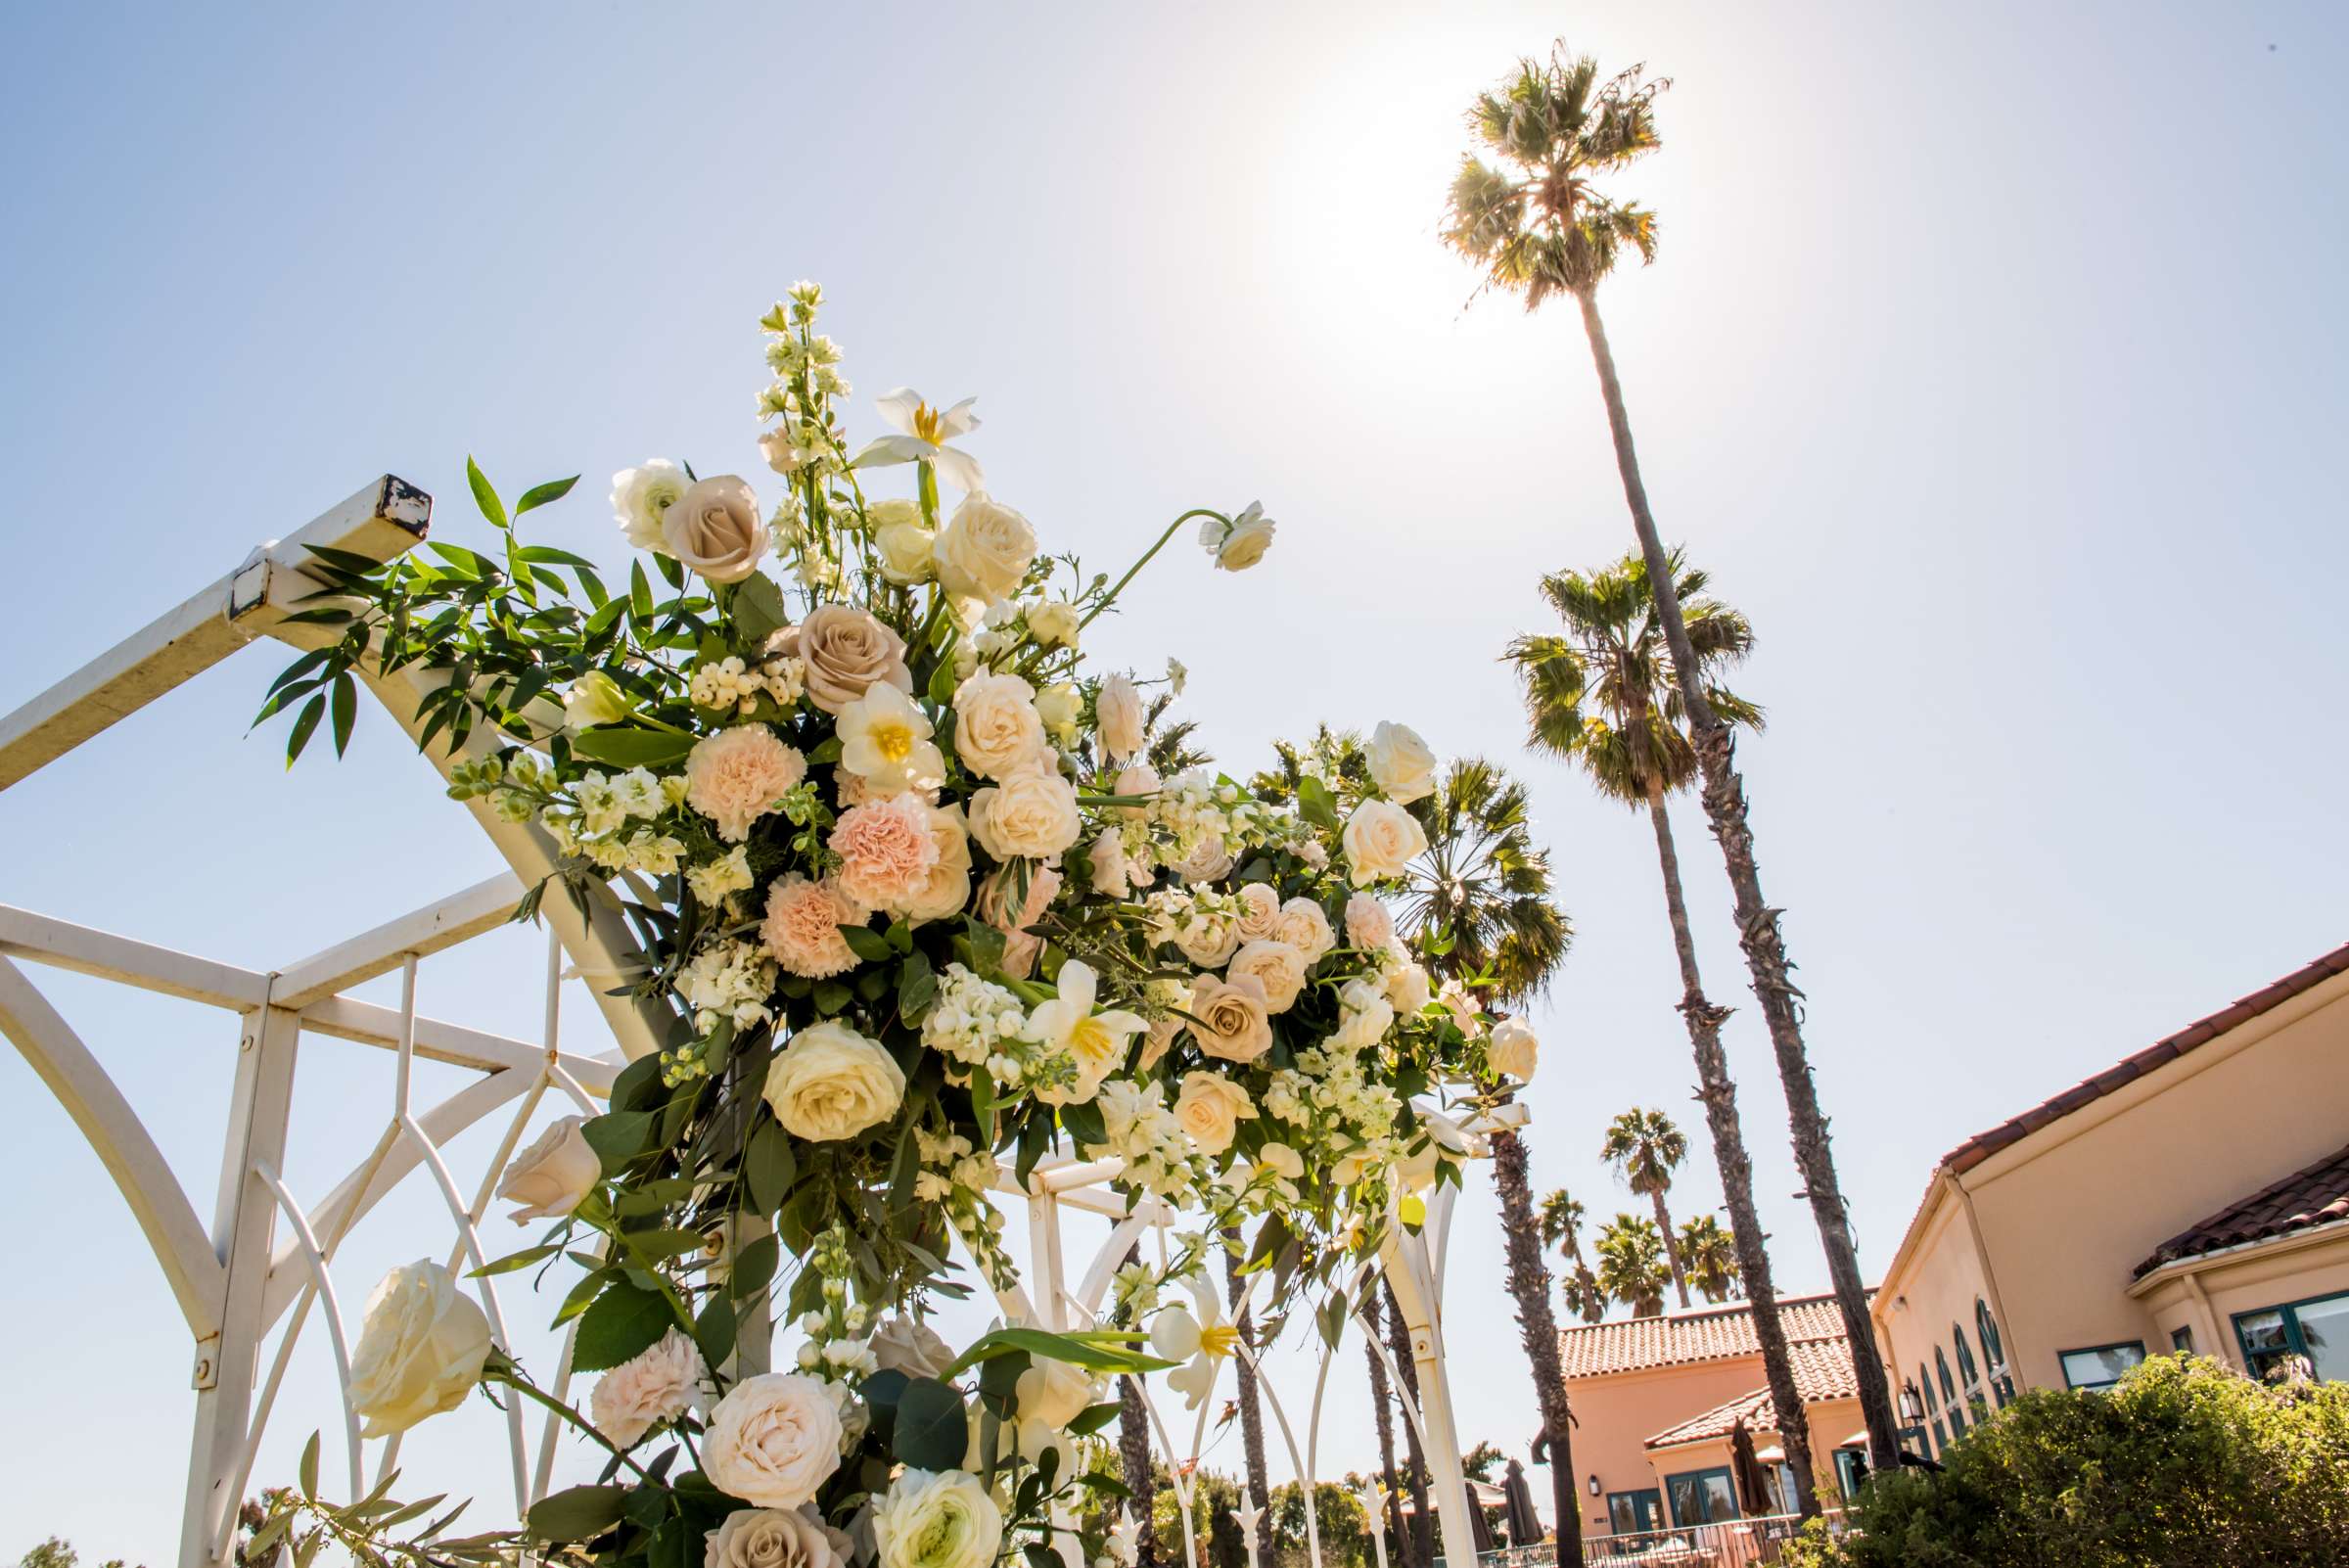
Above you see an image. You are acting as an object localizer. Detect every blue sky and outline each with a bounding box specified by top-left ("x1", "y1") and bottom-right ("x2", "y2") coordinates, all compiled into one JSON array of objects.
[{"x1": 4, "y1": 2, "x2": 2346, "y2": 1558}]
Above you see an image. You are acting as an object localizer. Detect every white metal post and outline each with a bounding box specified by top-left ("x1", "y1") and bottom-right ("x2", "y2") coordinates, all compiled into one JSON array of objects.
[
  {"x1": 181, "y1": 998, "x2": 299, "y2": 1568},
  {"x1": 1379, "y1": 1222, "x2": 1478, "y2": 1568}
]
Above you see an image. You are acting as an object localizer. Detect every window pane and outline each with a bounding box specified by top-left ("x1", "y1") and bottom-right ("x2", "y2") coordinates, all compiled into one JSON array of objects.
[
  {"x1": 2059, "y1": 1344, "x2": 2144, "y2": 1389},
  {"x1": 1701, "y1": 1472, "x2": 1739, "y2": 1522},
  {"x1": 2238, "y1": 1311, "x2": 2290, "y2": 1355},
  {"x1": 2172, "y1": 1325, "x2": 2195, "y2": 1353},
  {"x1": 1667, "y1": 1475, "x2": 1700, "y2": 1526},
  {"x1": 2292, "y1": 1294, "x2": 2349, "y2": 1382}
]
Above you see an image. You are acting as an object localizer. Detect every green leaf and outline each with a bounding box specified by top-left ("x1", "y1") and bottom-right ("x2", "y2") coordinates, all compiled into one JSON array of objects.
[
  {"x1": 330, "y1": 669, "x2": 356, "y2": 757},
  {"x1": 514, "y1": 476, "x2": 580, "y2": 517},
  {"x1": 581, "y1": 1110, "x2": 655, "y2": 1174},
  {"x1": 471, "y1": 1241, "x2": 564, "y2": 1277},
  {"x1": 622, "y1": 1226, "x2": 708, "y2": 1262},
  {"x1": 1296, "y1": 773, "x2": 1339, "y2": 831},
  {"x1": 570, "y1": 727, "x2": 696, "y2": 768},
  {"x1": 694, "y1": 1291, "x2": 739, "y2": 1371},
  {"x1": 286, "y1": 693, "x2": 327, "y2": 766},
  {"x1": 467, "y1": 456, "x2": 508, "y2": 529},
  {"x1": 1065, "y1": 1400, "x2": 1124, "y2": 1437},
  {"x1": 898, "y1": 951, "x2": 937, "y2": 1022},
  {"x1": 729, "y1": 1232, "x2": 780, "y2": 1300},
  {"x1": 893, "y1": 1377, "x2": 971, "y2": 1471},
  {"x1": 630, "y1": 560, "x2": 655, "y2": 621},
  {"x1": 732, "y1": 573, "x2": 789, "y2": 642},
  {"x1": 945, "y1": 1325, "x2": 1174, "y2": 1378},
  {"x1": 526, "y1": 1484, "x2": 627, "y2": 1544},
  {"x1": 838, "y1": 923, "x2": 893, "y2": 963},
  {"x1": 299, "y1": 1430, "x2": 320, "y2": 1500},
  {"x1": 570, "y1": 1280, "x2": 672, "y2": 1372},
  {"x1": 1058, "y1": 1097, "x2": 1106, "y2": 1151},
  {"x1": 745, "y1": 1120, "x2": 797, "y2": 1215}
]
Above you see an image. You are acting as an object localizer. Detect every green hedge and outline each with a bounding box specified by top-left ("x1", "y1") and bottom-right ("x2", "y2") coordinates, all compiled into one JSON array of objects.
[{"x1": 1781, "y1": 1354, "x2": 2349, "y2": 1567}]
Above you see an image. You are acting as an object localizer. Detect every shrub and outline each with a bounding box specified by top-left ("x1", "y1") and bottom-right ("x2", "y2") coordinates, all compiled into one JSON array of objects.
[{"x1": 1780, "y1": 1354, "x2": 2349, "y2": 1567}]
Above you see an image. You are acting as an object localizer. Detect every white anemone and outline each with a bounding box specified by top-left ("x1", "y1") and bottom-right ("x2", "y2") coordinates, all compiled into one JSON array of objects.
[{"x1": 1148, "y1": 1276, "x2": 1243, "y2": 1409}]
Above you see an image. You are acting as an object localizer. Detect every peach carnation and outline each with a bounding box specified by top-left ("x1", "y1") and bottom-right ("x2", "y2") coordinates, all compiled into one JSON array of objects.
[
  {"x1": 761, "y1": 874, "x2": 864, "y2": 980},
  {"x1": 686, "y1": 724, "x2": 806, "y2": 844},
  {"x1": 830, "y1": 794, "x2": 944, "y2": 914}
]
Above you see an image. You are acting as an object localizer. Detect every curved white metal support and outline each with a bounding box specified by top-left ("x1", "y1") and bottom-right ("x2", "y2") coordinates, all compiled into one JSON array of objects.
[
  {"x1": 0, "y1": 955, "x2": 225, "y2": 1338},
  {"x1": 250, "y1": 1160, "x2": 365, "y2": 1503}
]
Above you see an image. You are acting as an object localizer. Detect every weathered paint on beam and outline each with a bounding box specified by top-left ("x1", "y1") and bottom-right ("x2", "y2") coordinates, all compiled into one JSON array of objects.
[{"x1": 270, "y1": 873, "x2": 525, "y2": 1011}]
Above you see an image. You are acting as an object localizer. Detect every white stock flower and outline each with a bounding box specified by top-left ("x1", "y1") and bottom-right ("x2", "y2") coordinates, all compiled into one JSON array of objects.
[
  {"x1": 1366, "y1": 721, "x2": 1437, "y2": 805},
  {"x1": 704, "y1": 1372, "x2": 848, "y2": 1508},
  {"x1": 1341, "y1": 800, "x2": 1428, "y2": 885},
  {"x1": 495, "y1": 1114, "x2": 600, "y2": 1222},
  {"x1": 1198, "y1": 502, "x2": 1275, "y2": 571},
  {"x1": 347, "y1": 1260, "x2": 492, "y2": 1438},
  {"x1": 763, "y1": 1021, "x2": 906, "y2": 1141},
  {"x1": 611, "y1": 459, "x2": 688, "y2": 553},
  {"x1": 591, "y1": 1329, "x2": 707, "y2": 1449},
  {"x1": 872, "y1": 1469, "x2": 1003, "y2": 1568},
  {"x1": 854, "y1": 390, "x2": 985, "y2": 494}
]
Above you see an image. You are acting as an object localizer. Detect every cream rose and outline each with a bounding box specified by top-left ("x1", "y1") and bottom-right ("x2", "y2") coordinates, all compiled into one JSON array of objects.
[
  {"x1": 1227, "y1": 940, "x2": 1308, "y2": 1013},
  {"x1": 495, "y1": 1114, "x2": 600, "y2": 1222},
  {"x1": 934, "y1": 493, "x2": 1037, "y2": 603},
  {"x1": 871, "y1": 1314, "x2": 955, "y2": 1379},
  {"x1": 1342, "y1": 799, "x2": 1428, "y2": 886},
  {"x1": 1015, "y1": 1357, "x2": 1102, "y2": 1429},
  {"x1": 1232, "y1": 882, "x2": 1282, "y2": 942},
  {"x1": 1095, "y1": 674, "x2": 1145, "y2": 761},
  {"x1": 1113, "y1": 762, "x2": 1160, "y2": 818},
  {"x1": 1173, "y1": 1072, "x2": 1257, "y2": 1155},
  {"x1": 874, "y1": 515, "x2": 937, "y2": 586},
  {"x1": 704, "y1": 1372, "x2": 847, "y2": 1507},
  {"x1": 774, "y1": 604, "x2": 913, "y2": 715},
  {"x1": 1273, "y1": 897, "x2": 1335, "y2": 962},
  {"x1": 1171, "y1": 834, "x2": 1233, "y2": 885},
  {"x1": 1027, "y1": 598, "x2": 1081, "y2": 650},
  {"x1": 872, "y1": 1469, "x2": 1003, "y2": 1568},
  {"x1": 591, "y1": 1329, "x2": 707, "y2": 1449},
  {"x1": 1343, "y1": 893, "x2": 1396, "y2": 951},
  {"x1": 663, "y1": 475, "x2": 770, "y2": 583},
  {"x1": 901, "y1": 803, "x2": 975, "y2": 925},
  {"x1": 1087, "y1": 830, "x2": 1132, "y2": 898},
  {"x1": 1382, "y1": 955, "x2": 1432, "y2": 1016},
  {"x1": 1488, "y1": 1016, "x2": 1540, "y2": 1082},
  {"x1": 1185, "y1": 972, "x2": 1273, "y2": 1063},
  {"x1": 1367, "y1": 721, "x2": 1438, "y2": 804},
  {"x1": 705, "y1": 1506, "x2": 852, "y2": 1568},
  {"x1": 347, "y1": 1260, "x2": 492, "y2": 1438},
  {"x1": 763, "y1": 1021, "x2": 906, "y2": 1141},
  {"x1": 951, "y1": 672, "x2": 1046, "y2": 779},
  {"x1": 969, "y1": 761, "x2": 1082, "y2": 861}
]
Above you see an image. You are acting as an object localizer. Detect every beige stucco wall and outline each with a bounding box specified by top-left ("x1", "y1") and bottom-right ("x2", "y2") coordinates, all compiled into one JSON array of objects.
[
  {"x1": 1561, "y1": 1357, "x2": 1769, "y2": 1536},
  {"x1": 1877, "y1": 967, "x2": 2349, "y2": 1400},
  {"x1": 1640, "y1": 1393, "x2": 1863, "y2": 1521},
  {"x1": 2134, "y1": 1226, "x2": 2349, "y2": 1365}
]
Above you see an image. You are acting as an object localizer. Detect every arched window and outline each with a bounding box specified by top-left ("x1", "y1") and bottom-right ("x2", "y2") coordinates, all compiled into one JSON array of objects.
[
  {"x1": 1954, "y1": 1324, "x2": 1990, "y2": 1421},
  {"x1": 1920, "y1": 1361, "x2": 1945, "y2": 1454},
  {"x1": 1937, "y1": 1348, "x2": 1967, "y2": 1437},
  {"x1": 1976, "y1": 1299, "x2": 2016, "y2": 1405}
]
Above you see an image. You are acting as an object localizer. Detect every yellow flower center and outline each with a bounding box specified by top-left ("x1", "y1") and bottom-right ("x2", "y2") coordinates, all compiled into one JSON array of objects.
[
  {"x1": 871, "y1": 718, "x2": 914, "y2": 763},
  {"x1": 1070, "y1": 1017, "x2": 1115, "y2": 1066},
  {"x1": 911, "y1": 403, "x2": 944, "y2": 444},
  {"x1": 1199, "y1": 1323, "x2": 1240, "y2": 1359}
]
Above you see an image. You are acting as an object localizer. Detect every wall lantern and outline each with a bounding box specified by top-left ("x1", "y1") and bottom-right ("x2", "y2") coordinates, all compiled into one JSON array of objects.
[
  {"x1": 1899, "y1": 1380, "x2": 1925, "y2": 1425},
  {"x1": 1587, "y1": 1474, "x2": 1601, "y2": 1498}
]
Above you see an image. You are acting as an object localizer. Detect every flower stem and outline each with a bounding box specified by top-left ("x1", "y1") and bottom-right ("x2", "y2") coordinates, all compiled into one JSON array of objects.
[
  {"x1": 489, "y1": 1363, "x2": 657, "y2": 1484},
  {"x1": 1081, "y1": 509, "x2": 1225, "y2": 630}
]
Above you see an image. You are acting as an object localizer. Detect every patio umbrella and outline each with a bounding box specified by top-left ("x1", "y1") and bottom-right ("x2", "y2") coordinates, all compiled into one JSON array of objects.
[
  {"x1": 1502, "y1": 1457, "x2": 1543, "y2": 1546},
  {"x1": 1467, "y1": 1482, "x2": 1498, "y2": 1554},
  {"x1": 1728, "y1": 1418, "x2": 1773, "y2": 1516}
]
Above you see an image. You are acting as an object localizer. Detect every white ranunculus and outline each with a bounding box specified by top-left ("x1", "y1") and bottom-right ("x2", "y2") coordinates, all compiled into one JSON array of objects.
[
  {"x1": 873, "y1": 512, "x2": 937, "y2": 586},
  {"x1": 1343, "y1": 893, "x2": 1395, "y2": 951},
  {"x1": 495, "y1": 1114, "x2": 601, "y2": 1222},
  {"x1": 870, "y1": 1314, "x2": 955, "y2": 1380},
  {"x1": 763, "y1": 1022, "x2": 905, "y2": 1141},
  {"x1": 1027, "y1": 598, "x2": 1081, "y2": 650},
  {"x1": 611, "y1": 459, "x2": 688, "y2": 553},
  {"x1": 1341, "y1": 799, "x2": 1428, "y2": 886},
  {"x1": 934, "y1": 493, "x2": 1036, "y2": 602},
  {"x1": 663, "y1": 476, "x2": 771, "y2": 583},
  {"x1": 1095, "y1": 674, "x2": 1145, "y2": 761},
  {"x1": 591, "y1": 1329, "x2": 707, "y2": 1449},
  {"x1": 1014, "y1": 1355, "x2": 1102, "y2": 1430},
  {"x1": 969, "y1": 762, "x2": 1082, "y2": 861},
  {"x1": 704, "y1": 1373, "x2": 848, "y2": 1508},
  {"x1": 872, "y1": 1469, "x2": 1003, "y2": 1568},
  {"x1": 951, "y1": 672, "x2": 1046, "y2": 780},
  {"x1": 704, "y1": 1505, "x2": 852, "y2": 1568},
  {"x1": 1366, "y1": 721, "x2": 1437, "y2": 805},
  {"x1": 1488, "y1": 1015, "x2": 1540, "y2": 1082},
  {"x1": 1199, "y1": 501, "x2": 1275, "y2": 571},
  {"x1": 347, "y1": 1259, "x2": 493, "y2": 1438}
]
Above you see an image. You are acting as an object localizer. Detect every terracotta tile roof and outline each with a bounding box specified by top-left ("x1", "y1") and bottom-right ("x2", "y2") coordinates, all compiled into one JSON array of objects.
[
  {"x1": 1641, "y1": 1335, "x2": 1862, "y2": 1450},
  {"x1": 1939, "y1": 943, "x2": 2349, "y2": 1176},
  {"x1": 1556, "y1": 1293, "x2": 1860, "y2": 1379},
  {"x1": 2135, "y1": 1140, "x2": 2349, "y2": 1277}
]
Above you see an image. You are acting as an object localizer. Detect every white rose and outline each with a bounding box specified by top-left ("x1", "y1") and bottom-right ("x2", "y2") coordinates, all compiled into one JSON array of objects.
[
  {"x1": 591, "y1": 1329, "x2": 707, "y2": 1449},
  {"x1": 1173, "y1": 1072, "x2": 1257, "y2": 1155},
  {"x1": 935, "y1": 493, "x2": 1036, "y2": 602},
  {"x1": 1094, "y1": 674, "x2": 1145, "y2": 762},
  {"x1": 1382, "y1": 955, "x2": 1432, "y2": 1016},
  {"x1": 1273, "y1": 897, "x2": 1335, "y2": 963},
  {"x1": 1172, "y1": 834, "x2": 1233, "y2": 884},
  {"x1": 951, "y1": 672, "x2": 1046, "y2": 779},
  {"x1": 1232, "y1": 882, "x2": 1282, "y2": 942},
  {"x1": 1199, "y1": 501, "x2": 1275, "y2": 572},
  {"x1": 663, "y1": 475, "x2": 771, "y2": 583},
  {"x1": 1344, "y1": 893, "x2": 1395, "y2": 951},
  {"x1": 705, "y1": 1373, "x2": 848, "y2": 1508},
  {"x1": 763, "y1": 1022, "x2": 906, "y2": 1141},
  {"x1": 1088, "y1": 830, "x2": 1132, "y2": 898},
  {"x1": 873, "y1": 510, "x2": 937, "y2": 587},
  {"x1": 1489, "y1": 1015, "x2": 1540, "y2": 1082},
  {"x1": 1342, "y1": 800, "x2": 1428, "y2": 885},
  {"x1": 870, "y1": 1314, "x2": 955, "y2": 1380},
  {"x1": 1366, "y1": 721, "x2": 1437, "y2": 805},
  {"x1": 1227, "y1": 940, "x2": 1308, "y2": 1013},
  {"x1": 1035, "y1": 681, "x2": 1082, "y2": 741},
  {"x1": 347, "y1": 1260, "x2": 492, "y2": 1438},
  {"x1": 873, "y1": 1469, "x2": 1003, "y2": 1568},
  {"x1": 1014, "y1": 1356, "x2": 1101, "y2": 1429},
  {"x1": 969, "y1": 762, "x2": 1082, "y2": 861},
  {"x1": 1113, "y1": 762, "x2": 1160, "y2": 818},
  {"x1": 1027, "y1": 599, "x2": 1081, "y2": 650},
  {"x1": 611, "y1": 459, "x2": 688, "y2": 553},
  {"x1": 495, "y1": 1114, "x2": 601, "y2": 1222},
  {"x1": 1332, "y1": 977, "x2": 1395, "y2": 1050},
  {"x1": 705, "y1": 1506, "x2": 852, "y2": 1568}
]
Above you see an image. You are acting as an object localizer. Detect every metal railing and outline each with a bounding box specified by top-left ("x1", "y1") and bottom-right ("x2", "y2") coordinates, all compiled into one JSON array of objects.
[{"x1": 1451, "y1": 1512, "x2": 1843, "y2": 1568}]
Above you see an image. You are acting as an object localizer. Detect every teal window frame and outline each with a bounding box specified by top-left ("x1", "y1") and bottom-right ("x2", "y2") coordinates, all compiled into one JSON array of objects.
[
  {"x1": 1953, "y1": 1323, "x2": 1990, "y2": 1422},
  {"x1": 1975, "y1": 1299, "x2": 2017, "y2": 1405},
  {"x1": 2058, "y1": 1340, "x2": 2145, "y2": 1390},
  {"x1": 1833, "y1": 1448, "x2": 1868, "y2": 1501},
  {"x1": 1919, "y1": 1362, "x2": 1944, "y2": 1454},
  {"x1": 1605, "y1": 1488, "x2": 1663, "y2": 1538},
  {"x1": 2232, "y1": 1290, "x2": 2349, "y2": 1383},
  {"x1": 1936, "y1": 1348, "x2": 1967, "y2": 1437},
  {"x1": 1663, "y1": 1465, "x2": 1740, "y2": 1527},
  {"x1": 2171, "y1": 1324, "x2": 2195, "y2": 1354}
]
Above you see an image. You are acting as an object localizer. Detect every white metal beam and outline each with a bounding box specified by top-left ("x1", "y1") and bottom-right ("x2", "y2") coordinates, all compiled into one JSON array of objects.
[
  {"x1": 0, "y1": 955, "x2": 226, "y2": 1338},
  {"x1": 297, "y1": 992, "x2": 618, "y2": 1091},
  {"x1": 0, "y1": 904, "x2": 271, "y2": 1012},
  {"x1": 0, "y1": 476, "x2": 430, "y2": 791},
  {"x1": 270, "y1": 873, "x2": 525, "y2": 1011}
]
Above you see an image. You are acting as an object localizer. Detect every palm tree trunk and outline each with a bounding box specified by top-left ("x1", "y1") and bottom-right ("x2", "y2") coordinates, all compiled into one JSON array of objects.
[
  {"x1": 1639, "y1": 772, "x2": 1819, "y2": 1517},
  {"x1": 1647, "y1": 1187, "x2": 1690, "y2": 1309},
  {"x1": 1383, "y1": 1279, "x2": 1437, "y2": 1568},
  {"x1": 1118, "y1": 1248, "x2": 1162, "y2": 1566},
  {"x1": 1224, "y1": 1237, "x2": 1273, "y2": 1564},
  {"x1": 1492, "y1": 1127, "x2": 1587, "y2": 1567},
  {"x1": 1575, "y1": 283, "x2": 1901, "y2": 1472},
  {"x1": 1361, "y1": 1289, "x2": 1411, "y2": 1568}
]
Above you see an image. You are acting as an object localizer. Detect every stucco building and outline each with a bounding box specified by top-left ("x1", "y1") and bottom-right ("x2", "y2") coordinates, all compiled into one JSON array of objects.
[{"x1": 1869, "y1": 941, "x2": 2349, "y2": 1452}]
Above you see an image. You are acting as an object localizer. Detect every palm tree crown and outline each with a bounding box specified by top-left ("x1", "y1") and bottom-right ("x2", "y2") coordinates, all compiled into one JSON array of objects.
[
  {"x1": 1506, "y1": 550, "x2": 1761, "y2": 805},
  {"x1": 1593, "y1": 1215, "x2": 1671, "y2": 1318},
  {"x1": 1677, "y1": 1214, "x2": 1742, "y2": 1305},
  {"x1": 1537, "y1": 1188, "x2": 1586, "y2": 1257},
  {"x1": 1401, "y1": 758, "x2": 1572, "y2": 1006},
  {"x1": 1601, "y1": 1107, "x2": 1686, "y2": 1195},
  {"x1": 1443, "y1": 47, "x2": 1669, "y2": 310}
]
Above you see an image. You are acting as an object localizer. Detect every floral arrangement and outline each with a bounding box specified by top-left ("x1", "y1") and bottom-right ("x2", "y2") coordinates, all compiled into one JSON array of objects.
[{"x1": 250, "y1": 282, "x2": 1539, "y2": 1568}]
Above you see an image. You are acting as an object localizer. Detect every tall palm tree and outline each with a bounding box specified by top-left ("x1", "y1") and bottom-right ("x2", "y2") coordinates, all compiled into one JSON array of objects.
[
  {"x1": 1600, "y1": 1108, "x2": 1690, "y2": 1309},
  {"x1": 1506, "y1": 552, "x2": 1820, "y2": 1510},
  {"x1": 1539, "y1": 1188, "x2": 1605, "y2": 1326},
  {"x1": 1593, "y1": 1215, "x2": 1671, "y2": 1318},
  {"x1": 1445, "y1": 44, "x2": 1899, "y2": 1470},
  {"x1": 1394, "y1": 756, "x2": 1583, "y2": 1565},
  {"x1": 1677, "y1": 1215, "x2": 1741, "y2": 1305},
  {"x1": 1223, "y1": 1238, "x2": 1272, "y2": 1565},
  {"x1": 1359, "y1": 1289, "x2": 1413, "y2": 1568}
]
